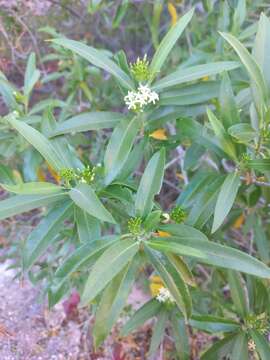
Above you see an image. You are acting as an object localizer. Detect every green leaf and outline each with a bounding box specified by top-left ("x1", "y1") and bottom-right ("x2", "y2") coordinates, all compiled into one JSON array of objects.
[
  {"x1": 121, "y1": 299, "x2": 162, "y2": 336},
  {"x1": 24, "y1": 53, "x2": 40, "y2": 98},
  {"x1": 231, "y1": 332, "x2": 248, "y2": 360},
  {"x1": 54, "y1": 236, "x2": 118, "y2": 286},
  {"x1": 1, "y1": 182, "x2": 62, "y2": 195},
  {"x1": 219, "y1": 72, "x2": 240, "y2": 128},
  {"x1": 145, "y1": 247, "x2": 192, "y2": 318},
  {"x1": 81, "y1": 239, "x2": 139, "y2": 304},
  {"x1": 149, "y1": 7, "x2": 194, "y2": 80},
  {"x1": 201, "y1": 333, "x2": 236, "y2": 360},
  {"x1": 0, "y1": 74, "x2": 17, "y2": 109},
  {"x1": 159, "y1": 223, "x2": 209, "y2": 241},
  {"x1": 117, "y1": 138, "x2": 146, "y2": 181},
  {"x1": 177, "y1": 172, "x2": 216, "y2": 208},
  {"x1": 250, "y1": 330, "x2": 270, "y2": 360},
  {"x1": 166, "y1": 253, "x2": 195, "y2": 287},
  {"x1": 206, "y1": 107, "x2": 237, "y2": 160},
  {"x1": 93, "y1": 268, "x2": 128, "y2": 348},
  {"x1": 69, "y1": 183, "x2": 116, "y2": 224},
  {"x1": 51, "y1": 38, "x2": 133, "y2": 89},
  {"x1": 104, "y1": 116, "x2": 140, "y2": 185},
  {"x1": 228, "y1": 123, "x2": 257, "y2": 143},
  {"x1": 135, "y1": 149, "x2": 165, "y2": 218},
  {"x1": 75, "y1": 206, "x2": 100, "y2": 242},
  {"x1": 148, "y1": 236, "x2": 270, "y2": 278},
  {"x1": 247, "y1": 159, "x2": 270, "y2": 172},
  {"x1": 190, "y1": 315, "x2": 240, "y2": 333},
  {"x1": 253, "y1": 13, "x2": 270, "y2": 93},
  {"x1": 212, "y1": 171, "x2": 241, "y2": 233},
  {"x1": 148, "y1": 309, "x2": 167, "y2": 356},
  {"x1": 0, "y1": 164, "x2": 15, "y2": 184},
  {"x1": 186, "y1": 176, "x2": 225, "y2": 228},
  {"x1": 152, "y1": 61, "x2": 239, "y2": 91},
  {"x1": 220, "y1": 32, "x2": 268, "y2": 105},
  {"x1": 29, "y1": 99, "x2": 67, "y2": 115},
  {"x1": 171, "y1": 316, "x2": 190, "y2": 359},
  {"x1": 228, "y1": 271, "x2": 249, "y2": 318},
  {"x1": 42, "y1": 110, "x2": 83, "y2": 170},
  {"x1": 0, "y1": 192, "x2": 67, "y2": 220},
  {"x1": 50, "y1": 112, "x2": 124, "y2": 137},
  {"x1": 232, "y1": 0, "x2": 246, "y2": 34},
  {"x1": 160, "y1": 81, "x2": 220, "y2": 106},
  {"x1": 7, "y1": 117, "x2": 64, "y2": 171},
  {"x1": 23, "y1": 201, "x2": 73, "y2": 270},
  {"x1": 143, "y1": 210, "x2": 162, "y2": 232},
  {"x1": 93, "y1": 257, "x2": 139, "y2": 348}
]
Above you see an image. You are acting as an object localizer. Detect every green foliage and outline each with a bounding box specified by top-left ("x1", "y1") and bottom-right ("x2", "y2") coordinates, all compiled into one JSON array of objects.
[{"x1": 1, "y1": 3, "x2": 270, "y2": 358}]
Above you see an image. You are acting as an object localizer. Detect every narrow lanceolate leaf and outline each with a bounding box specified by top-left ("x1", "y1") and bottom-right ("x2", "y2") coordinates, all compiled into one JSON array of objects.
[
  {"x1": 54, "y1": 237, "x2": 119, "y2": 286},
  {"x1": 171, "y1": 317, "x2": 190, "y2": 360},
  {"x1": 247, "y1": 159, "x2": 270, "y2": 172},
  {"x1": 51, "y1": 38, "x2": 133, "y2": 90},
  {"x1": 190, "y1": 315, "x2": 240, "y2": 333},
  {"x1": 23, "y1": 201, "x2": 73, "y2": 270},
  {"x1": 69, "y1": 183, "x2": 115, "y2": 224},
  {"x1": 149, "y1": 7, "x2": 194, "y2": 80},
  {"x1": 1, "y1": 182, "x2": 62, "y2": 195},
  {"x1": 219, "y1": 72, "x2": 240, "y2": 128},
  {"x1": 201, "y1": 334, "x2": 236, "y2": 360},
  {"x1": 104, "y1": 116, "x2": 140, "y2": 185},
  {"x1": 145, "y1": 247, "x2": 192, "y2": 318},
  {"x1": 24, "y1": 53, "x2": 40, "y2": 98},
  {"x1": 250, "y1": 330, "x2": 270, "y2": 360},
  {"x1": 50, "y1": 112, "x2": 125, "y2": 137},
  {"x1": 7, "y1": 117, "x2": 64, "y2": 172},
  {"x1": 212, "y1": 171, "x2": 241, "y2": 233},
  {"x1": 0, "y1": 73, "x2": 17, "y2": 109},
  {"x1": 220, "y1": 32, "x2": 269, "y2": 103},
  {"x1": 206, "y1": 108, "x2": 237, "y2": 160},
  {"x1": 228, "y1": 271, "x2": 249, "y2": 318},
  {"x1": 152, "y1": 61, "x2": 239, "y2": 91},
  {"x1": 75, "y1": 206, "x2": 100, "y2": 242},
  {"x1": 93, "y1": 269, "x2": 127, "y2": 349},
  {"x1": 148, "y1": 309, "x2": 167, "y2": 356},
  {"x1": 93, "y1": 257, "x2": 139, "y2": 348},
  {"x1": 228, "y1": 123, "x2": 257, "y2": 143},
  {"x1": 166, "y1": 253, "x2": 195, "y2": 287},
  {"x1": 253, "y1": 13, "x2": 270, "y2": 92},
  {"x1": 81, "y1": 239, "x2": 139, "y2": 304},
  {"x1": 148, "y1": 236, "x2": 270, "y2": 278},
  {"x1": 231, "y1": 333, "x2": 249, "y2": 360},
  {"x1": 121, "y1": 299, "x2": 162, "y2": 336},
  {"x1": 135, "y1": 149, "x2": 165, "y2": 218},
  {"x1": 0, "y1": 192, "x2": 67, "y2": 220}
]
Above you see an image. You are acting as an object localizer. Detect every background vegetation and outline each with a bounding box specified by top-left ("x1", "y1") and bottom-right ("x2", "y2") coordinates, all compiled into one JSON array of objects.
[{"x1": 1, "y1": 1, "x2": 270, "y2": 359}]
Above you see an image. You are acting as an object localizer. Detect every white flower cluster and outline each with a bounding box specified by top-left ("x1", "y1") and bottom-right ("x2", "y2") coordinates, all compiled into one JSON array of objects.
[
  {"x1": 124, "y1": 84, "x2": 159, "y2": 111},
  {"x1": 156, "y1": 287, "x2": 175, "y2": 304}
]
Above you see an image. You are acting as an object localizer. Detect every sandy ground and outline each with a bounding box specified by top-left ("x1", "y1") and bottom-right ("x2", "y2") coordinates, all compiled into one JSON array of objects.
[
  {"x1": 0, "y1": 260, "x2": 86, "y2": 360},
  {"x1": 0, "y1": 257, "x2": 154, "y2": 360}
]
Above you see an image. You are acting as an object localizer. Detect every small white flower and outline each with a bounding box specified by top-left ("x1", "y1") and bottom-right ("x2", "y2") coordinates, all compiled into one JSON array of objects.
[
  {"x1": 156, "y1": 287, "x2": 175, "y2": 303},
  {"x1": 124, "y1": 83, "x2": 159, "y2": 112}
]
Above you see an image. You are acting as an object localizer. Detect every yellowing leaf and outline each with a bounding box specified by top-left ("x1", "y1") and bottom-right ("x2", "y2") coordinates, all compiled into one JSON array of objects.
[
  {"x1": 37, "y1": 168, "x2": 46, "y2": 181},
  {"x1": 176, "y1": 172, "x2": 185, "y2": 180},
  {"x1": 149, "y1": 128, "x2": 168, "y2": 140},
  {"x1": 157, "y1": 230, "x2": 171, "y2": 237},
  {"x1": 233, "y1": 213, "x2": 245, "y2": 229},
  {"x1": 47, "y1": 163, "x2": 61, "y2": 184},
  {"x1": 150, "y1": 275, "x2": 164, "y2": 296},
  {"x1": 168, "y1": 3, "x2": 178, "y2": 26},
  {"x1": 202, "y1": 75, "x2": 209, "y2": 81}
]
